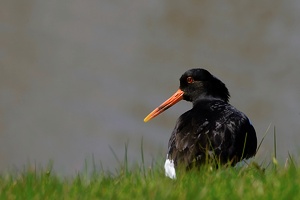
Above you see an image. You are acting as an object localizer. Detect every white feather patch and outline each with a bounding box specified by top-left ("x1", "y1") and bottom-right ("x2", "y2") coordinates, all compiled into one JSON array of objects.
[{"x1": 164, "y1": 157, "x2": 176, "y2": 179}]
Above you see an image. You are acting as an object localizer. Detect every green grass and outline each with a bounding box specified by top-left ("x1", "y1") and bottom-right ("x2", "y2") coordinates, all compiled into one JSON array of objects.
[
  {"x1": 0, "y1": 159, "x2": 299, "y2": 199},
  {"x1": 0, "y1": 128, "x2": 299, "y2": 199}
]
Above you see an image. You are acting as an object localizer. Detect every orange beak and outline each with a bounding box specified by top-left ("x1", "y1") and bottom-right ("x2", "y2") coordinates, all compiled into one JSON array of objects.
[{"x1": 144, "y1": 89, "x2": 184, "y2": 122}]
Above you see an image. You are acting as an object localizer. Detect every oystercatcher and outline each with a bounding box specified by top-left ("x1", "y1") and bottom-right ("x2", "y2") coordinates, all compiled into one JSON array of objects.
[{"x1": 144, "y1": 68, "x2": 257, "y2": 179}]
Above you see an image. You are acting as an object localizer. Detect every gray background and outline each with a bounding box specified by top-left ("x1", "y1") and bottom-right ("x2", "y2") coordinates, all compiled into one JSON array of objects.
[{"x1": 1, "y1": 1, "x2": 299, "y2": 175}]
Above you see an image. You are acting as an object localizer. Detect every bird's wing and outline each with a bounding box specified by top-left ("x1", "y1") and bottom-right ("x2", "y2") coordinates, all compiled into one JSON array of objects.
[
  {"x1": 167, "y1": 100, "x2": 256, "y2": 166},
  {"x1": 167, "y1": 110, "x2": 211, "y2": 165}
]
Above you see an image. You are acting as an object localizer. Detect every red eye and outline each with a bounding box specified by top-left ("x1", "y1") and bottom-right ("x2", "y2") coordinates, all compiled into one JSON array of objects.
[{"x1": 187, "y1": 77, "x2": 194, "y2": 83}]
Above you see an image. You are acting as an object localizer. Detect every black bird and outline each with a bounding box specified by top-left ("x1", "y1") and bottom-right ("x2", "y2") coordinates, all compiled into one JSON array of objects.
[{"x1": 144, "y1": 68, "x2": 257, "y2": 178}]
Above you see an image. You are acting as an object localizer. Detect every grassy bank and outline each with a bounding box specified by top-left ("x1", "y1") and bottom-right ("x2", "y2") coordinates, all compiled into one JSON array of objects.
[
  {"x1": 0, "y1": 159, "x2": 299, "y2": 199},
  {"x1": 1, "y1": 130, "x2": 298, "y2": 199}
]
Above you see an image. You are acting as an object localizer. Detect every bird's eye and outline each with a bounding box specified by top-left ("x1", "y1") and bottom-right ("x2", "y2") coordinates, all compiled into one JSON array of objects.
[{"x1": 186, "y1": 77, "x2": 194, "y2": 83}]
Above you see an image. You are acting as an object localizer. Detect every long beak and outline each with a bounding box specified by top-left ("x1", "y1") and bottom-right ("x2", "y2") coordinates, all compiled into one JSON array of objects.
[{"x1": 144, "y1": 89, "x2": 184, "y2": 122}]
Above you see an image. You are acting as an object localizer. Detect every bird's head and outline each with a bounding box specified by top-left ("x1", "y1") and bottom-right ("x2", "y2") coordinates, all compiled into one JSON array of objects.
[
  {"x1": 144, "y1": 68, "x2": 230, "y2": 122},
  {"x1": 179, "y1": 68, "x2": 230, "y2": 103}
]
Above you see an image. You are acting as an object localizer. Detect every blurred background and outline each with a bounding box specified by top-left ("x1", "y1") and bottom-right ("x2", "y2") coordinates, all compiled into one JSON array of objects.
[{"x1": 1, "y1": 0, "x2": 299, "y2": 175}]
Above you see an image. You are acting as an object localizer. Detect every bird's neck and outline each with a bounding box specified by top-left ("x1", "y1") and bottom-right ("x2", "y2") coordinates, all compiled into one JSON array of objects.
[{"x1": 192, "y1": 95, "x2": 228, "y2": 106}]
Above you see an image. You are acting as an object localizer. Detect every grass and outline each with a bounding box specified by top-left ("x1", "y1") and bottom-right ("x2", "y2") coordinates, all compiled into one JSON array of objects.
[
  {"x1": 0, "y1": 160, "x2": 300, "y2": 199},
  {"x1": 1, "y1": 129, "x2": 300, "y2": 199}
]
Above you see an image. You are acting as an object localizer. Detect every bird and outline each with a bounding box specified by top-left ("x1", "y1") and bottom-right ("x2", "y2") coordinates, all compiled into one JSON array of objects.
[{"x1": 144, "y1": 68, "x2": 257, "y2": 179}]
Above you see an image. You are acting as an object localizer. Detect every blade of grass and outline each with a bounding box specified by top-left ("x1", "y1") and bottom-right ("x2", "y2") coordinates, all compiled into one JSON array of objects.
[
  {"x1": 256, "y1": 122, "x2": 272, "y2": 154},
  {"x1": 273, "y1": 126, "x2": 278, "y2": 170},
  {"x1": 141, "y1": 137, "x2": 146, "y2": 178},
  {"x1": 109, "y1": 145, "x2": 121, "y2": 167},
  {"x1": 288, "y1": 151, "x2": 296, "y2": 169},
  {"x1": 274, "y1": 126, "x2": 277, "y2": 160},
  {"x1": 124, "y1": 141, "x2": 129, "y2": 176},
  {"x1": 241, "y1": 132, "x2": 248, "y2": 159}
]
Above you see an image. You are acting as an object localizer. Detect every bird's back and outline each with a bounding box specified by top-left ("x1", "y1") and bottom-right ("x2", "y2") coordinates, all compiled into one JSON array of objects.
[{"x1": 167, "y1": 98, "x2": 257, "y2": 168}]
